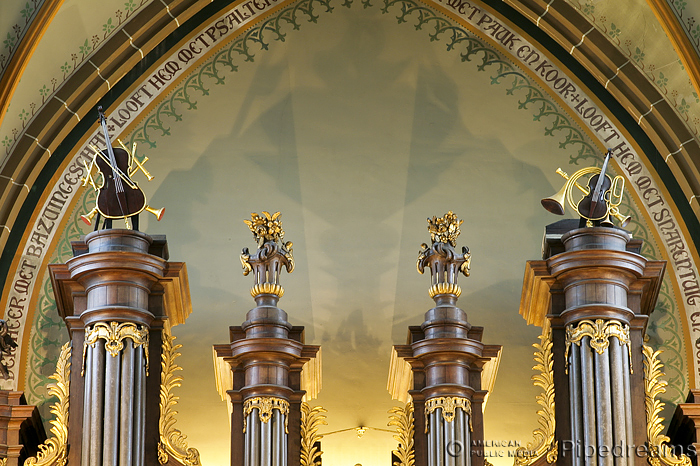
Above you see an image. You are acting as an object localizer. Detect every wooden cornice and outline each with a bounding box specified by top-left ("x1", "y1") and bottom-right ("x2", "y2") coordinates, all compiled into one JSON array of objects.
[
  {"x1": 0, "y1": 0, "x2": 65, "y2": 130},
  {"x1": 645, "y1": 0, "x2": 700, "y2": 100}
]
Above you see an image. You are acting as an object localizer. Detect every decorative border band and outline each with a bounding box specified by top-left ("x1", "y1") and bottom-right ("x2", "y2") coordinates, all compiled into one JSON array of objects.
[
  {"x1": 250, "y1": 283, "x2": 285, "y2": 298},
  {"x1": 428, "y1": 283, "x2": 462, "y2": 299}
]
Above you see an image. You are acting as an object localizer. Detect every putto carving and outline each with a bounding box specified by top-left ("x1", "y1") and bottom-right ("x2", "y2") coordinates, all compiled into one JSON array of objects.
[
  {"x1": 240, "y1": 211, "x2": 295, "y2": 299},
  {"x1": 417, "y1": 211, "x2": 471, "y2": 298}
]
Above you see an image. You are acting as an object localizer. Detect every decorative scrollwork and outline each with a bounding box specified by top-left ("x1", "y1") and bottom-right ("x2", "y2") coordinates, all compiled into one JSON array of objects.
[
  {"x1": 83, "y1": 321, "x2": 149, "y2": 375},
  {"x1": 243, "y1": 397, "x2": 290, "y2": 434},
  {"x1": 388, "y1": 402, "x2": 415, "y2": 466},
  {"x1": 300, "y1": 402, "x2": 327, "y2": 466},
  {"x1": 513, "y1": 321, "x2": 557, "y2": 466},
  {"x1": 158, "y1": 331, "x2": 201, "y2": 466},
  {"x1": 565, "y1": 319, "x2": 631, "y2": 374},
  {"x1": 25, "y1": 342, "x2": 71, "y2": 466},
  {"x1": 424, "y1": 396, "x2": 472, "y2": 433},
  {"x1": 643, "y1": 345, "x2": 692, "y2": 466}
]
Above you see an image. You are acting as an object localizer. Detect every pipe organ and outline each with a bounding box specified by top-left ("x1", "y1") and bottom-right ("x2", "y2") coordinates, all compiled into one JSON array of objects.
[{"x1": 18, "y1": 212, "x2": 700, "y2": 466}]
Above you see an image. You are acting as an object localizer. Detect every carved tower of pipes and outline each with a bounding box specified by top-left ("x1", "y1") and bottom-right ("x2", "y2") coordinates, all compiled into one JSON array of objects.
[
  {"x1": 518, "y1": 221, "x2": 690, "y2": 466},
  {"x1": 388, "y1": 212, "x2": 502, "y2": 466},
  {"x1": 214, "y1": 212, "x2": 321, "y2": 466},
  {"x1": 46, "y1": 229, "x2": 200, "y2": 466}
]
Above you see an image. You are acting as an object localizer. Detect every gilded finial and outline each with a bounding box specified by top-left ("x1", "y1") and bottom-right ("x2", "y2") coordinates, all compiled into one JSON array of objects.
[
  {"x1": 427, "y1": 211, "x2": 463, "y2": 247},
  {"x1": 240, "y1": 211, "x2": 295, "y2": 298},
  {"x1": 417, "y1": 212, "x2": 471, "y2": 299},
  {"x1": 244, "y1": 211, "x2": 286, "y2": 247}
]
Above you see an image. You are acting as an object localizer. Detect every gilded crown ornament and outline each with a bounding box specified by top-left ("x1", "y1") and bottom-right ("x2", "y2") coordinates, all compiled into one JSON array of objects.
[
  {"x1": 240, "y1": 211, "x2": 295, "y2": 299},
  {"x1": 417, "y1": 211, "x2": 471, "y2": 299}
]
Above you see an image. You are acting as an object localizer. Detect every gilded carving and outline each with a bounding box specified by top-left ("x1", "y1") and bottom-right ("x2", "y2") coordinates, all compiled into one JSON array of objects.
[
  {"x1": 240, "y1": 211, "x2": 295, "y2": 297},
  {"x1": 424, "y1": 396, "x2": 472, "y2": 433},
  {"x1": 300, "y1": 402, "x2": 327, "y2": 466},
  {"x1": 417, "y1": 211, "x2": 471, "y2": 295},
  {"x1": 427, "y1": 211, "x2": 462, "y2": 247},
  {"x1": 565, "y1": 319, "x2": 631, "y2": 373},
  {"x1": 250, "y1": 283, "x2": 285, "y2": 298},
  {"x1": 158, "y1": 331, "x2": 201, "y2": 466},
  {"x1": 643, "y1": 345, "x2": 692, "y2": 466},
  {"x1": 428, "y1": 283, "x2": 462, "y2": 299},
  {"x1": 25, "y1": 342, "x2": 71, "y2": 466},
  {"x1": 243, "y1": 397, "x2": 290, "y2": 434},
  {"x1": 82, "y1": 321, "x2": 149, "y2": 375},
  {"x1": 388, "y1": 402, "x2": 415, "y2": 466},
  {"x1": 244, "y1": 211, "x2": 286, "y2": 247},
  {"x1": 513, "y1": 321, "x2": 557, "y2": 466}
]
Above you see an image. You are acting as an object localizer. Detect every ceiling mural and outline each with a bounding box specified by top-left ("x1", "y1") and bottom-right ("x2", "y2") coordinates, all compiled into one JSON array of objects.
[{"x1": 0, "y1": 0, "x2": 699, "y2": 465}]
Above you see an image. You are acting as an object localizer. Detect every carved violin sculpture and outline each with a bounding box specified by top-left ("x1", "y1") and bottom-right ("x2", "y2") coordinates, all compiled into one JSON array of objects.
[
  {"x1": 541, "y1": 149, "x2": 631, "y2": 228},
  {"x1": 81, "y1": 107, "x2": 164, "y2": 230}
]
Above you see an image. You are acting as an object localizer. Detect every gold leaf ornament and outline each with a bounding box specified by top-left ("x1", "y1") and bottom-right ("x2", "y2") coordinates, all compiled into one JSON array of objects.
[
  {"x1": 83, "y1": 322, "x2": 149, "y2": 375},
  {"x1": 388, "y1": 403, "x2": 415, "y2": 466},
  {"x1": 25, "y1": 342, "x2": 71, "y2": 466},
  {"x1": 643, "y1": 345, "x2": 691, "y2": 466},
  {"x1": 158, "y1": 331, "x2": 201, "y2": 466},
  {"x1": 565, "y1": 319, "x2": 631, "y2": 374},
  {"x1": 300, "y1": 402, "x2": 327, "y2": 466},
  {"x1": 424, "y1": 396, "x2": 472, "y2": 433},
  {"x1": 513, "y1": 321, "x2": 557, "y2": 466}
]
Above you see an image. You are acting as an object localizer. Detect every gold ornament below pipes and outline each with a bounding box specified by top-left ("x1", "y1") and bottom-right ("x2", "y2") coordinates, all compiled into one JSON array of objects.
[
  {"x1": 424, "y1": 396, "x2": 472, "y2": 433},
  {"x1": 300, "y1": 402, "x2": 327, "y2": 466},
  {"x1": 513, "y1": 321, "x2": 556, "y2": 466},
  {"x1": 243, "y1": 397, "x2": 290, "y2": 434},
  {"x1": 158, "y1": 331, "x2": 201, "y2": 466},
  {"x1": 25, "y1": 342, "x2": 71, "y2": 466},
  {"x1": 643, "y1": 345, "x2": 691, "y2": 466},
  {"x1": 388, "y1": 403, "x2": 415, "y2": 466}
]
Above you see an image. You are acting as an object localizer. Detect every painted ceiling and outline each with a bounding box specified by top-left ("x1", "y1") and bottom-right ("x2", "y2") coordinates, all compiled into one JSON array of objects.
[{"x1": 0, "y1": 0, "x2": 700, "y2": 465}]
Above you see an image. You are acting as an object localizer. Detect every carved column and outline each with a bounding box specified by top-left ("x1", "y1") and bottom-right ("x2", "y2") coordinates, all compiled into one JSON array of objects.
[
  {"x1": 389, "y1": 212, "x2": 502, "y2": 466},
  {"x1": 214, "y1": 212, "x2": 321, "y2": 466},
  {"x1": 48, "y1": 229, "x2": 197, "y2": 466},
  {"x1": 520, "y1": 222, "x2": 666, "y2": 466}
]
